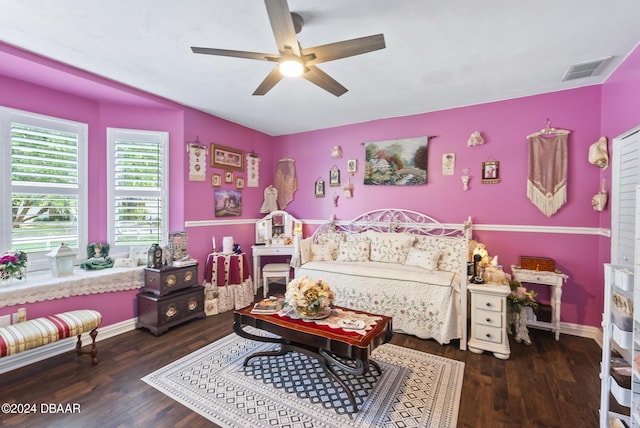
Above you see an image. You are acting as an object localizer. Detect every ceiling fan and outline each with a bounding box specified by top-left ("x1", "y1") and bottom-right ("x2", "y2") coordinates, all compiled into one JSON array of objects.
[{"x1": 191, "y1": 0, "x2": 386, "y2": 97}]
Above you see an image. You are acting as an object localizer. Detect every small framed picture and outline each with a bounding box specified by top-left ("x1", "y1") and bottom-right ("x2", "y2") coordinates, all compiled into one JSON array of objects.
[
  {"x1": 211, "y1": 173, "x2": 221, "y2": 187},
  {"x1": 224, "y1": 171, "x2": 234, "y2": 183},
  {"x1": 481, "y1": 161, "x2": 500, "y2": 184},
  {"x1": 315, "y1": 178, "x2": 325, "y2": 198},
  {"x1": 347, "y1": 159, "x2": 357, "y2": 174},
  {"x1": 236, "y1": 177, "x2": 244, "y2": 189},
  {"x1": 329, "y1": 166, "x2": 340, "y2": 187}
]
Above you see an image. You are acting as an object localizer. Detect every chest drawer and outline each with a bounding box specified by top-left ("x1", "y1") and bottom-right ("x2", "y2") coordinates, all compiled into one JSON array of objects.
[
  {"x1": 136, "y1": 285, "x2": 205, "y2": 335},
  {"x1": 475, "y1": 308, "x2": 503, "y2": 328},
  {"x1": 474, "y1": 324, "x2": 504, "y2": 344},
  {"x1": 143, "y1": 264, "x2": 199, "y2": 296},
  {"x1": 474, "y1": 294, "x2": 503, "y2": 312}
]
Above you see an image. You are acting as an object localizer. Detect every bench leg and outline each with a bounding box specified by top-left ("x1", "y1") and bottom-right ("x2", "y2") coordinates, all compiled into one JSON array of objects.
[{"x1": 75, "y1": 328, "x2": 99, "y2": 365}]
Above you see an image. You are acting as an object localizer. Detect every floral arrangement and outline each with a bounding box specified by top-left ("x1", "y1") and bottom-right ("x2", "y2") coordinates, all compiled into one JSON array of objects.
[
  {"x1": 0, "y1": 250, "x2": 28, "y2": 281},
  {"x1": 284, "y1": 276, "x2": 335, "y2": 317},
  {"x1": 507, "y1": 280, "x2": 538, "y2": 313}
]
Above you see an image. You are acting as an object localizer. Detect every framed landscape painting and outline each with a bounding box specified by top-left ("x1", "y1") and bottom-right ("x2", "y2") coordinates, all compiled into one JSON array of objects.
[
  {"x1": 364, "y1": 136, "x2": 429, "y2": 185},
  {"x1": 214, "y1": 189, "x2": 242, "y2": 217}
]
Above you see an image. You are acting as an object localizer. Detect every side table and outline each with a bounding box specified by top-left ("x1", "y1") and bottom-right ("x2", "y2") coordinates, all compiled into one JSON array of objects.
[
  {"x1": 467, "y1": 282, "x2": 511, "y2": 359},
  {"x1": 510, "y1": 265, "x2": 568, "y2": 341}
]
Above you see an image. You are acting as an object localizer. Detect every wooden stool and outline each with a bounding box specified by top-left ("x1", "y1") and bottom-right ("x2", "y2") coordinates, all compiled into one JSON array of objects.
[{"x1": 262, "y1": 263, "x2": 290, "y2": 297}]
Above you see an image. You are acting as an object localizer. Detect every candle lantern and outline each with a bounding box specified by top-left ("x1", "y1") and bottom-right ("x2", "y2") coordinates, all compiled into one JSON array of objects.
[{"x1": 46, "y1": 243, "x2": 77, "y2": 277}]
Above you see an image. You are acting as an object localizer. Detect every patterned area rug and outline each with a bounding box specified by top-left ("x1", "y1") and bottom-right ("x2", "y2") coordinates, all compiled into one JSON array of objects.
[{"x1": 142, "y1": 329, "x2": 464, "y2": 427}]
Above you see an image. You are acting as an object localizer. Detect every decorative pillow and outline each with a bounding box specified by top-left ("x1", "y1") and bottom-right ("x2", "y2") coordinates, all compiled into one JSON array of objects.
[
  {"x1": 336, "y1": 240, "x2": 370, "y2": 262},
  {"x1": 113, "y1": 257, "x2": 139, "y2": 268},
  {"x1": 365, "y1": 231, "x2": 415, "y2": 263},
  {"x1": 129, "y1": 246, "x2": 149, "y2": 266},
  {"x1": 414, "y1": 236, "x2": 465, "y2": 272},
  {"x1": 315, "y1": 232, "x2": 345, "y2": 246},
  {"x1": 404, "y1": 247, "x2": 441, "y2": 271},
  {"x1": 311, "y1": 243, "x2": 338, "y2": 261},
  {"x1": 345, "y1": 233, "x2": 369, "y2": 242},
  {"x1": 298, "y1": 237, "x2": 313, "y2": 265}
]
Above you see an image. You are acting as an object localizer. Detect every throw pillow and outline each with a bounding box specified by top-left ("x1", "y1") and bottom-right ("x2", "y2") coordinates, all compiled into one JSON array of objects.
[
  {"x1": 404, "y1": 247, "x2": 441, "y2": 271},
  {"x1": 311, "y1": 243, "x2": 338, "y2": 261},
  {"x1": 336, "y1": 240, "x2": 370, "y2": 262},
  {"x1": 298, "y1": 237, "x2": 313, "y2": 265},
  {"x1": 365, "y1": 231, "x2": 415, "y2": 263},
  {"x1": 113, "y1": 257, "x2": 138, "y2": 268},
  {"x1": 129, "y1": 246, "x2": 149, "y2": 266}
]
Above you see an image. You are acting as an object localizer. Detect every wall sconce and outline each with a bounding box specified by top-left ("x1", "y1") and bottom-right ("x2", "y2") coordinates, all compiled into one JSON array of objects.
[
  {"x1": 467, "y1": 131, "x2": 484, "y2": 146},
  {"x1": 331, "y1": 146, "x2": 343, "y2": 158},
  {"x1": 592, "y1": 178, "x2": 608, "y2": 211},
  {"x1": 343, "y1": 179, "x2": 354, "y2": 198},
  {"x1": 588, "y1": 136, "x2": 608, "y2": 169},
  {"x1": 461, "y1": 168, "x2": 470, "y2": 191},
  {"x1": 333, "y1": 192, "x2": 339, "y2": 207}
]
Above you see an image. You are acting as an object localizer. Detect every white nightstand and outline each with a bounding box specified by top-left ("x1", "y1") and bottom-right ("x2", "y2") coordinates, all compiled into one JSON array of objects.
[{"x1": 467, "y1": 282, "x2": 511, "y2": 359}]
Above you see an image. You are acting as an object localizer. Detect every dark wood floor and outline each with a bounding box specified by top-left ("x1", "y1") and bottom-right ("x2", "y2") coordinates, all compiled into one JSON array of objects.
[{"x1": 1, "y1": 289, "x2": 603, "y2": 428}]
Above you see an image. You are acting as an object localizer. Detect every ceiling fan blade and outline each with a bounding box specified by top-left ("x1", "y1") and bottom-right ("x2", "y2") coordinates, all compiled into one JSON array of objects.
[
  {"x1": 253, "y1": 66, "x2": 284, "y2": 96},
  {"x1": 264, "y1": 0, "x2": 301, "y2": 56},
  {"x1": 302, "y1": 34, "x2": 386, "y2": 66},
  {"x1": 191, "y1": 46, "x2": 279, "y2": 62},
  {"x1": 302, "y1": 66, "x2": 348, "y2": 97}
]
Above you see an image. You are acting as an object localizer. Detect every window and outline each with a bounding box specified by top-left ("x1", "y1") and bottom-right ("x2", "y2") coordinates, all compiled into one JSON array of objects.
[
  {"x1": 107, "y1": 128, "x2": 168, "y2": 254},
  {"x1": 0, "y1": 107, "x2": 87, "y2": 272}
]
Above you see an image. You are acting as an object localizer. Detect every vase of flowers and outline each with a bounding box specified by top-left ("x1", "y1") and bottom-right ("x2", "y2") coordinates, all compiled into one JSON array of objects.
[
  {"x1": 0, "y1": 250, "x2": 28, "y2": 282},
  {"x1": 284, "y1": 276, "x2": 335, "y2": 319},
  {"x1": 507, "y1": 280, "x2": 537, "y2": 345},
  {"x1": 507, "y1": 280, "x2": 538, "y2": 313}
]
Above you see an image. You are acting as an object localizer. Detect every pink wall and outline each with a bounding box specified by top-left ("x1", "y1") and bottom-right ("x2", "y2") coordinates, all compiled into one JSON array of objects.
[
  {"x1": 0, "y1": 56, "x2": 273, "y2": 322},
  {"x1": 1, "y1": 41, "x2": 639, "y2": 333},
  {"x1": 275, "y1": 86, "x2": 607, "y2": 327}
]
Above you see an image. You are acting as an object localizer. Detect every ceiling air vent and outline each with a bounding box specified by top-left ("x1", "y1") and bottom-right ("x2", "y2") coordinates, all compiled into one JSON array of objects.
[{"x1": 562, "y1": 57, "x2": 614, "y2": 81}]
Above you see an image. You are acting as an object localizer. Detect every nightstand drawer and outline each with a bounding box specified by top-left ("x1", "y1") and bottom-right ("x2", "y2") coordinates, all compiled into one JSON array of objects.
[
  {"x1": 474, "y1": 324, "x2": 504, "y2": 344},
  {"x1": 475, "y1": 308, "x2": 503, "y2": 328},
  {"x1": 475, "y1": 294, "x2": 503, "y2": 312}
]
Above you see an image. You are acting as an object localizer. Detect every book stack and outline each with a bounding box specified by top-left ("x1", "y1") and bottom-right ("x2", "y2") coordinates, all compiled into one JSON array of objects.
[{"x1": 251, "y1": 296, "x2": 284, "y2": 314}]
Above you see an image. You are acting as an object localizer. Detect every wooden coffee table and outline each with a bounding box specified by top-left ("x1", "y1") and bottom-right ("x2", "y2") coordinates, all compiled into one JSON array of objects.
[{"x1": 233, "y1": 305, "x2": 393, "y2": 412}]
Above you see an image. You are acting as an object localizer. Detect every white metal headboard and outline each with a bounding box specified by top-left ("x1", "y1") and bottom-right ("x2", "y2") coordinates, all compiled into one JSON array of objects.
[{"x1": 312, "y1": 208, "x2": 472, "y2": 239}]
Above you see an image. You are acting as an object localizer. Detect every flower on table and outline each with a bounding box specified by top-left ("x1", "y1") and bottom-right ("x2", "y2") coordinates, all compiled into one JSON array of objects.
[
  {"x1": 284, "y1": 276, "x2": 335, "y2": 311},
  {"x1": 507, "y1": 280, "x2": 538, "y2": 313}
]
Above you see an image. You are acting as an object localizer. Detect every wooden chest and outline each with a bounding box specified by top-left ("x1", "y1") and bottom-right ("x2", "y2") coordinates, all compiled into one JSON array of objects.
[
  {"x1": 520, "y1": 256, "x2": 555, "y2": 272},
  {"x1": 136, "y1": 286, "x2": 205, "y2": 335},
  {"x1": 143, "y1": 264, "x2": 198, "y2": 296}
]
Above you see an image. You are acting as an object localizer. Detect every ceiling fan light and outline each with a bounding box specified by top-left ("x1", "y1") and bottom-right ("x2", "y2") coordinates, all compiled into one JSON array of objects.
[{"x1": 279, "y1": 60, "x2": 304, "y2": 77}]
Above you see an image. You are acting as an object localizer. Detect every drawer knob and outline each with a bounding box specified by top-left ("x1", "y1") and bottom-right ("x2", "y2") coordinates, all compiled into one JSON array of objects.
[
  {"x1": 485, "y1": 302, "x2": 492, "y2": 307},
  {"x1": 486, "y1": 318, "x2": 492, "y2": 323},
  {"x1": 485, "y1": 333, "x2": 492, "y2": 338}
]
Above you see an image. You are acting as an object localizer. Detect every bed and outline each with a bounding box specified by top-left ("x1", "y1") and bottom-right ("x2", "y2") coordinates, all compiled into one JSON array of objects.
[{"x1": 293, "y1": 209, "x2": 471, "y2": 350}]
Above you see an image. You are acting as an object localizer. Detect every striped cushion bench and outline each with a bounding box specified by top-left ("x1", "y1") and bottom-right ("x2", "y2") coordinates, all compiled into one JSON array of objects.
[{"x1": 0, "y1": 310, "x2": 101, "y2": 365}]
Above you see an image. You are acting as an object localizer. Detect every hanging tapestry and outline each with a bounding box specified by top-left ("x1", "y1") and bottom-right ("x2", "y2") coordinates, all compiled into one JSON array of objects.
[
  {"x1": 246, "y1": 153, "x2": 260, "y2": 187},
  {"x1": 526, "y1": 133, "x2": 568, "y2": 216},
  {"x1": 364, "y1": 136, "x2": 428, "y2": 185},
  {"x1": 187, "y1": 143, "x2": 207, "y2": 181},
  {"x1": 275, "y1": 157, "x2": 297, "y2": 210}
]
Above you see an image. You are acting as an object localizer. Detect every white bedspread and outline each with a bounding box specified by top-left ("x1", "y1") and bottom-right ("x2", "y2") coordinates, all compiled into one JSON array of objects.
[{"x1": 297, "y1": 261, "x2": 461, "y2": 344}]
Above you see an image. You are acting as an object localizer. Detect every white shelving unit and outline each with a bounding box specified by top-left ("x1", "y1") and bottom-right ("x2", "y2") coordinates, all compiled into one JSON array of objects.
[{"x1": 600, "y1": 263, "x2": 634, "y2": 427}]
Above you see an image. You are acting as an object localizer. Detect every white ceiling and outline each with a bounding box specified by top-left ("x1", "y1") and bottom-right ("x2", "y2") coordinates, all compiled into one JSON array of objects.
[{"x1": 0, "y1": 0, "x2": 639, "y2": 136}]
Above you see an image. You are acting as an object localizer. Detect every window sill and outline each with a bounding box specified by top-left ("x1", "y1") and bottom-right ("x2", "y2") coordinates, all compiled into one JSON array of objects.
[{"x1": 0, "y1": 266, "x2": 145, "y2": 308}]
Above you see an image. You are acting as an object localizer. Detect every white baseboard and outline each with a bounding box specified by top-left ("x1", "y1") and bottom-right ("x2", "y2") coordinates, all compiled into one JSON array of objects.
[{"x1": 0, "y1": 318, "x2": 137, "y2": 375}]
